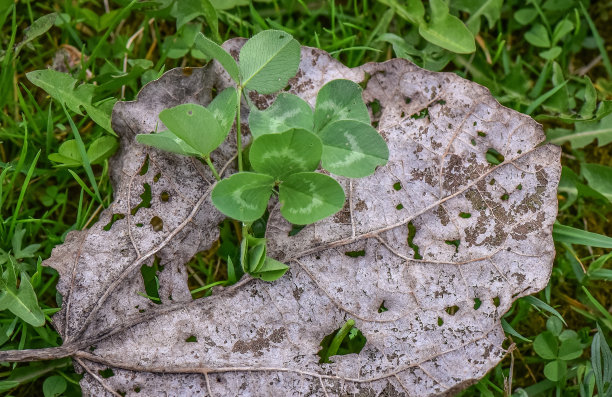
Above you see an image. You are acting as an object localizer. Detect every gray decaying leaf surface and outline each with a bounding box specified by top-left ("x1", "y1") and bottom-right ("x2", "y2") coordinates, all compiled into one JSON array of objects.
[{"x1": 39, "y1": 41, "x2": 561, "y2": 396}]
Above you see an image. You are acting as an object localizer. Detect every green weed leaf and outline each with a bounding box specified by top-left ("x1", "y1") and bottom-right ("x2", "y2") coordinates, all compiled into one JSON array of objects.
[
  {"x1": 87, "y1": 136, "x2": 119, "y2": 165},
  {"x1": 249, "y1": 93, "x2": 313, "y2": 138},
  {"x1": 581, "y1": 163, "x2": 612, "y2": 204},
  {"x1": 534, "y1": 331, "x2": 558, "y2": 360},
  {"x1": 544, "y1": 360, "x2": 567, "y2": 382},
  {"x1": 171, "y1": 0, "x2": 219, "y2": 42},
  {"x1": 42, "y1": 375, "x2": 67, "y2": 397},
  {"x1": 251, "y1": 257, "x2": 289, "y2": 281},
  {"x1": 418, "y1": 0, "x2": 475, "y2": 54},
  {"x1": 14, "y1": 13, "x2": 57, "y2": 56},
  {"x1": 26, "y1": 69, "x2": 116, "y2": 135},
  {"x1": 136, "y1": 130, "x2": 200, "y2": 157},
  {"x1": 319, "y1": 120, "x2": 388, "y2": 178},
  {"x1": 279, "y1": 172, "x2": 345, "y2": 224},
  {"x1": 48, "y1": 139, "x2": 82, "y2": 167},
  {"x1": 0, "y1": 267, "x2": 45, "y2": 327},
  {"x1": 194, "y1": 33, "x2": 239, "y2": 82},
  {"x1": 211, "y1": 172, "x2": 275, "y2": 222},
  {"x1": 314, "y1": 79, "x2": 370, "y2": 132},
  {"x1": 239, "y1": 30, "x2": 301, "y2": 94},
  {"x1": 250, "y1": 129, "x2": 322, "y2": 180},
  {"x1": 208, "y1": 87, "x2": 237, "y2": 135},
  {"x1": 525, "y1": 24, "x2": 551, "y2": 48},
  {"x1": 558, "y1": 338, "x2": 583, "y2": 361},
  {"x1": 159, "y1": 103, "x2": 224, "y2": 156}
]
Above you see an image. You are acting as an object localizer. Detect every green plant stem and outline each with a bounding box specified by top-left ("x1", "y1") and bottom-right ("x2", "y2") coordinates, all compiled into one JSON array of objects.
[
  {"x1": 204, "y1": 156, "x2": 221, "y2": 181},
  {"x1": 236, "y1": 87, "x2": 243, "y2": 172},
  {"x1": 328, "y1": 319, "x2": 355, "y2": 358}
]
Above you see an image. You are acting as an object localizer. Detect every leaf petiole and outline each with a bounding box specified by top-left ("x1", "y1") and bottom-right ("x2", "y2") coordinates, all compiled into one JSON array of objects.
[
  {"x1": 236, "y1": 87, "x2": 243, "y2": 172},
  {"x1": 203, "y1": 156, "x2": 221, "y2": 181}
]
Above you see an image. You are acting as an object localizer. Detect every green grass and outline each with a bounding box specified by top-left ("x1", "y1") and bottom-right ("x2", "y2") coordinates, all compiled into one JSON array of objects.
[{"x1": 1, "y1": 0, "x2": 611, "y2": 395}]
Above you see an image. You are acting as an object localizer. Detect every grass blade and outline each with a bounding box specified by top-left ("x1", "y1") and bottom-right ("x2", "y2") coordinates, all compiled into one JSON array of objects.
[
  {"x1": 61, "y1": 104, "x2": 102, "y2": 204},
  {"x1": 553, "y1": 224, "x2": 612, "y2": 248}
]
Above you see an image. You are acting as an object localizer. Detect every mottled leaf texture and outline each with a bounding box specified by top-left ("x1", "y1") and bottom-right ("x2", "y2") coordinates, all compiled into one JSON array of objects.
[{"x1": 0, "y1": 40, "x2": 561, "y2": 396}]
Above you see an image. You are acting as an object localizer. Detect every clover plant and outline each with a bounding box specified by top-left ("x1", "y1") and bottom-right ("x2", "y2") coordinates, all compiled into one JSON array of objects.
[{"x1": 136, "y1": 30, "x2": 389, "y2": 281}]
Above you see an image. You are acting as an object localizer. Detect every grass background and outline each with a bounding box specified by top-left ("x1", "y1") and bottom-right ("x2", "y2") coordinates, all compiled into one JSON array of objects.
[{"x1": 1, "y1": 0, "x2": 611, "y2": 395}]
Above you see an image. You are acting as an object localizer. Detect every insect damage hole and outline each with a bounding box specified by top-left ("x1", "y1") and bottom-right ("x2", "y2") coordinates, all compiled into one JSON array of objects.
[
  {"x1": 185, "y1": 335, "x2": 198, "y2": 343},
  {"x1": 317, "y1": 319, "x2": 367, "y2": 364},
  {"x1": 139, "y1": 255, "x2": 163, "y2": 304},
  {"x1": 437, "y1": 317, "x2": 444, "y2": 326},
  {"x1": 150, "y1": 216, "x2": 163, "y2": 231},
  {"x1": 160, "y1": 191, "x2": 170, "y2": 202},
  {"x1": 131, "y1": 183, "x2": 152, "y2": 215},
  {"x1": 445, "y1": 239, "x2": 460, "y2": 254},
  {"x1": 459, "y1": 212, "x2": 471, "y2": 218},
  {"x1": 345, "y1": 250, "x2": 365, "y2": 258},
  {"x1": 138, "y1": 155, "x2": 149, "y2": 175},
  {"x1": 103, "y1": 213, "x2": 125, "y2": 231},
  {"x1": 473, "y1": 297, "x2": 482, "y2": 310},
  {"x1": 407, "y1": 222, "x2": 422, "y2": 260},
  {"x1": 486, "y1": 148, "x2": 505, "y2": 165},
  {"x1": 98, "y1": 368, "x2": 115, "y2": 378},
  {"x1": 378, "y1": 301, "x2": 388, "y2": 313},
  {"x1": 445, "y1": 305, "x2": 459, "y2": 315},
  {"x1": 411, "y1": 107, "x2": 429, "y2": 120},
  {"x1": 393, "y1": 182, "x2": 402, "y2": 191}
]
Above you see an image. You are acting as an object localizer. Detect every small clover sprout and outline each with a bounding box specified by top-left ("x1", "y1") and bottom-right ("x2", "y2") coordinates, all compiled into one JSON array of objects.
[{"x1": 136, "y1": 30, "x2": 389, "y2": 282}]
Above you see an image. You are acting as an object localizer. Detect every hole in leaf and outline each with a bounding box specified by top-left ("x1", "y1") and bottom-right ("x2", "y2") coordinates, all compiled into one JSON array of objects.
[
  {"x1": 378, "y1": 301, "x2": 388, "y2": 313},
  {"x1": 278, "y1": 35, "x2": 285, "y2": 39},
  {"x1": 485, "y1": 148, "x2": 504, "y2": 165},
  {"x1": 501, "y1": 193, "x2": 510, "y2": 201},
  {"x1": 437, "y1": 99, "x2": 446, "y2": 105},
  {"x1": 89, "y1": 345, "x2": 96, "y2": 352},
  {"x1": 139, "y1": 256, "x2": 163, "y2": 304},
  {"x1": 393, "y1": 182, "x2": 402, "y2": 191},
  {"x1": 407, "y1": 222, "x2": 422, "y2": 260},
  {"x1": 103, "y1": 214, "x2": 125, "y2": 231},
  {"x1": 98, "y1": 368, "x2": 115, "y2": 378},
  {"x1": 188, "y1": 110, "x2": 193, "y2": 115},
  {"x1": 317, "y1": 319, "x2": 367, "y2": 364},
  {"x1": 289, "y1": 224, "x2": 306, "y2": 236},
  {"x1": 182, "y1": 67, "x2": 193, "y2": 76},
  {"x1": 477, "y1": 131, "x2": 487, "y2": 137},
  {"x1": 284, "y1": 84, "x2": 291, "y2": 91},
  {"x1": 139, "y1": 155, "x2": 149, "y2": 175},
  {"x1": 404, "y1": 97, "x2": 411, "y2": 104},
  {"x1": 150, "y1": 216, "x2": 163, "y2": 232},
  {"x1": 438, "y1": 317, "x2": 444, "y2": 326},
  {"x1": 154, "y1": 173, "x2": 161, "y2": 183},
  {"x1": 448, "y1": 123, "x2": 452, "y2": 129},
  {"x1": 445, "y1": 305, "x2": 459, "y2": 315},
  {"x1": 517, "y1": 184, "x2": 523, "y2": 190},
  {"x1": 131, "y1": 183, "x2": 152, "y2": 216},
  {"x1": 396, "y1": 203, "x2": 404, "y2": 210},
  {"x1": 136, "y1": 223, "x2": 143, "y2": 227},
  {"x1": 489, "y1": 178, "x2": 496, "y2": 185},
  {"x1": 474, "y1": 298, "x2": 482, "y2": 310},
  {"x1": 400, "y1": 111, "x2": 405, "y2": 118},
  {"x1": 185, "y1": 335, "x2": 198, "y2": 343},
  {"x1": 473, "y1": 121, "x2": 477, "y2": 126},
  {"x1": 411, "y1": 108, "x2": 429, "y2": 119},
  {"x1": 372, "y1": 120, "x2": 379, "y2": 128},
  {"x1": 470, "y1": 138, "x2": 476, "y2": 146},
  {"x1": 445, "y1": 239, "x2": 460, "y2": 253},
  {"x1": 369, "y1": 98, "x2": 381, "y2": 116},
  {"x1": 345, "y1": 250, "x2": 365, "y2": 258},
  {"x1": 493, "y1": 296, "x2": 500, "y2": 307},
  {"x1": 134, "y1": 386, "x2": 141, "y2": 393},
  {"x1": 459, "y1": 212, "x2": 471, "y2": 218},
  {"x1": 358, "y1": 72, "x2": 371, "y2": 90},
  {"x1": 517, "y1": 149, "x2": 522, "y2": 154},
  {"x1": 160, "y1": 191, "x2": 170, "y2": 202}
]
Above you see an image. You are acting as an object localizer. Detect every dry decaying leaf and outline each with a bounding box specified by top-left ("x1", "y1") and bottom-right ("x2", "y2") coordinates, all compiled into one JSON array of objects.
[{"x1": 1, "y1": 40, "x2": 561, "y2": 396}]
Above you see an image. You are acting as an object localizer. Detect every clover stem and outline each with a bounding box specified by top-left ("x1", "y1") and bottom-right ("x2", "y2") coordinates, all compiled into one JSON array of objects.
[
  {"x1": 236, "y1": 87, "x2": 243, "y2": 172},
  {"x1": 327, "y1": 319, "x2": 355, "y2": 360},
  {"x1": 203, "y1": 156, "x2": 221, "y2": 181}
]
